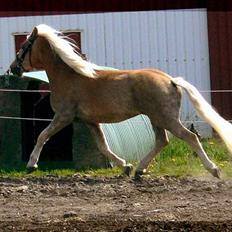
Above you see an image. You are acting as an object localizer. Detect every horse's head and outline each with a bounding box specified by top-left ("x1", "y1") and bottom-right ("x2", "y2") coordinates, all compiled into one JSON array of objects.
[
  {"x1": 9, "y1": 24, "x2": 96, "y2": 78},
  {"x1": 9, "y1": 27, "x2": 38, "y2": 77}
]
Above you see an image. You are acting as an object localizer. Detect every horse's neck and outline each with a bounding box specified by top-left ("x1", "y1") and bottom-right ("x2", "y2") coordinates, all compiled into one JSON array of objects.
[
  {"x1": 37, "y1": 40, "x2": 91, "y2": 84},
  {"x1": 35, "y1": 37, "x2": 58, "y2": 79},
  {"x1": 40, "y1": 50, "x2": 64, "y2": 82},
  {"x1": 44, "y1": 57, "x2": 88, "y2": 86}
]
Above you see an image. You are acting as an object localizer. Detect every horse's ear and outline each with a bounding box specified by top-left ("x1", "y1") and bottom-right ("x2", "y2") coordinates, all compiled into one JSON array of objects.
[{"x1": 31, "y1": 27, "x2": 38, "y2": 38}]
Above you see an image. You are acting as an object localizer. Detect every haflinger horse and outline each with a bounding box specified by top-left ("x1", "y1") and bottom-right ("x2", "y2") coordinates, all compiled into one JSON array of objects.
[{"x1": 9, "y1": 24, "x2": 232, "y2": 178}]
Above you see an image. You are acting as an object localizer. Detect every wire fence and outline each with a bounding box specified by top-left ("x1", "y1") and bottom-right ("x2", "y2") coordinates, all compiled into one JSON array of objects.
[
  {"x1": 0, "y1": 88, "x2": 232, "y2": 123},
  {"x1": 0, "y1": 87, "x2": 231, "y2": 162},
  {"x1": 0, "y1": 88, "x2": 51, "y2": 93},
  {"x1": 2, "y1": 88, "x2": 232, "y2": 93}
]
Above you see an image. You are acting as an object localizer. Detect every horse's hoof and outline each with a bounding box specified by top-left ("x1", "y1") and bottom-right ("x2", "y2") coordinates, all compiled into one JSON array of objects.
[
  {"x1": 210, "y1": 167, "x2": 221, "y2": 179},
  {"x1": 26, "y1": 166, "x2": 38, "y2": 174},
  {"x1": 134, "y1": 170, "x2": 146, "y2": 180},
  {"x1": 123, "y1": 164, "x2": 133, "y2": 176}
]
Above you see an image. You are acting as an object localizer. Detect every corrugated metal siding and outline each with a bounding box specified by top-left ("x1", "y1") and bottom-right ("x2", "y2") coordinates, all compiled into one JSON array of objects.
[
  {"x1": 208, "y1": 11, "x2": 232, "y2": 120},
  {"x1": 102, "y1": 115, "x2": 155, "y2": 161},
  {"x1": 0, "y1": 9, "x2": 211, "y2": 137}
]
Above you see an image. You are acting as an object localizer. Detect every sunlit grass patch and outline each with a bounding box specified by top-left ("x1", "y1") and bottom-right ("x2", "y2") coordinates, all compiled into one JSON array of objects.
[
  {"x1": 148, "y1": 137, "x2": 232, "y2": 178},
  {"x1": 0, "y1": 137, "x2": 232, "y2": 178}
]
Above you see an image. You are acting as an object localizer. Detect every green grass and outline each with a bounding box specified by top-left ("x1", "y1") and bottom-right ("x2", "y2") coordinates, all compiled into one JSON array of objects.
[
  {"x1": 0, "y1": 137, "x2": 232, "y2": 178},
  {"x1": 149, "y1": 137, "x2": 232, "y2": 178}
]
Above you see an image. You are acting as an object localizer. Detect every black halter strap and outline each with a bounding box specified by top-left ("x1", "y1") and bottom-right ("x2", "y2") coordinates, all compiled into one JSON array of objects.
[
  {"x1": 28, "y1": 46, "x2": 33, "y2": 68},
  {"x1": 17, "y1": 35, "x2": 35, "y2": 66},
  {"x1": 10, "y1": 33, "x2": 37, "y2": 76}
]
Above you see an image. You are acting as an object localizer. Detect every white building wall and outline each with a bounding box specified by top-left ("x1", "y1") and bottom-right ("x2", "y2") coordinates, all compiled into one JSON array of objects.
[{"x1": 0, "y1": 9, "x2": 211, "y2": 136}]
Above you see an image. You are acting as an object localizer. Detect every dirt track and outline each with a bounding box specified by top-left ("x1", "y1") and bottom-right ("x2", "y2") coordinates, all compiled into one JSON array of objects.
[{"x1": 0, "y1": 175, "x2": 232, "y2": 231}]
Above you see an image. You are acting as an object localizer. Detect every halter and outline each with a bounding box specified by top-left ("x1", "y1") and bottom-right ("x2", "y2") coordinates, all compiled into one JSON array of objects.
[{"x1": 10, "y1": 33, "x2": 37, "y2": 76}]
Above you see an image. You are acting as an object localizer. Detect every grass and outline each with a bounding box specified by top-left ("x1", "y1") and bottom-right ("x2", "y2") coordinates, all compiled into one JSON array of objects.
[
  {"x1": 0, "y1": 137, "x2": 232, "y2": 178},
  {"x1": 149, "y1": 137, "x2": 232, "y2": 178}
]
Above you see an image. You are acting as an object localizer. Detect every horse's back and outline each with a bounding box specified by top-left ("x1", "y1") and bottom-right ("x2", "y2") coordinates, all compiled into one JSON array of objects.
[
  {"x1": 127, "y1": 69, "x2": 182, "y2": 123},
  {"x1": 96, "y1": 68, "x2": 182, "y2": 123}
]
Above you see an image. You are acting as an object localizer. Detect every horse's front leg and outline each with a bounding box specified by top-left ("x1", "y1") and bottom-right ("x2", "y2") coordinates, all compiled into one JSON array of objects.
[
  {"x1": 26, "y1": 114, "x2": 73, "y2": 170},
  {"x1": 87, "y1": 123, "x2": 133, "y2": 176}
]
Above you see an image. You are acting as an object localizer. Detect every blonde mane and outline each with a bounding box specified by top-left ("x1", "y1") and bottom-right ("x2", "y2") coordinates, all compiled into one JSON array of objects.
[{"x1": 36, "y1": 24, "x2": 98, "y2": 78}]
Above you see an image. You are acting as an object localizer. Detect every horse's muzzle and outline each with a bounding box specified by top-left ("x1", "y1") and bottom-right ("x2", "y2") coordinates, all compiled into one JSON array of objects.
[{"x1": 9, "y1": 61, "x2": 24, "y2": 77}]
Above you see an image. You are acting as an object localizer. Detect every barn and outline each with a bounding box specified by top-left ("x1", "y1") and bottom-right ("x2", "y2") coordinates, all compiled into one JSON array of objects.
[{"x1": 0, "y1": 0, "x2": 231, "y2": 168}]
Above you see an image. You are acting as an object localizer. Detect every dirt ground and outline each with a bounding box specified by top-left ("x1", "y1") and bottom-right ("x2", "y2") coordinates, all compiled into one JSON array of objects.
[{"x1": 0, "y1": 175, "x2": 232, "y2": 232}]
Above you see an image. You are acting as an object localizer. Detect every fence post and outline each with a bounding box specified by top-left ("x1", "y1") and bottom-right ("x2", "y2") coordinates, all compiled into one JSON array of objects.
[
  {"x1": 72, "y1": 121, "x2": 110, "y2": 169},
  {"x1": 0, "y1": 75, "x2": 28, "y2": 168}
]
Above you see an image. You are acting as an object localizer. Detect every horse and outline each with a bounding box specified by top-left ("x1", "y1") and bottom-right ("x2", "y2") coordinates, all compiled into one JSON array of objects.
[{"x1": 9, "y1": 24, "x2": 232, "y2": 179}]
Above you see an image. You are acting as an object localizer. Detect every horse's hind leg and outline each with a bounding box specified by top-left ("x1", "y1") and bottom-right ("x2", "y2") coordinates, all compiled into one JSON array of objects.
[
  {"x1": 168, "y1": 120, "x2": 220, "y2": 178},
  {"x1": 87, "y1": 123, "x2": 133, "y2": 176},
  {"x1": 135, "y1": 127, "x2": 169, "y2": 178},
  {"x1": 27, "y1": 114, "x2": 74, "y2": 170}
]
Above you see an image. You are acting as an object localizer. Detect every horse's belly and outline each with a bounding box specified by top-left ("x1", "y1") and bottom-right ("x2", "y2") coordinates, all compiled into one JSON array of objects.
[{"x1": 77, "y1": 106, "x2": 138, "y2": 123}]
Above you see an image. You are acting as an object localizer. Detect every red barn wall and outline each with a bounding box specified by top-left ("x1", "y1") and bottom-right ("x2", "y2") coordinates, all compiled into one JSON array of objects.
[
  {"x1": 0, "y1": 0, "x2": 207, "y2": 16},
  {"x1": 208, "y1": 11, "x2": 232, "y2": 120}
]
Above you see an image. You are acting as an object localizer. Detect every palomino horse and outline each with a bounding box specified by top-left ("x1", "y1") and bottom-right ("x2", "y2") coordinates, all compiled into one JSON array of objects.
[{"x1": 9, "y1": 24, "x2": 232, "y2": 178}]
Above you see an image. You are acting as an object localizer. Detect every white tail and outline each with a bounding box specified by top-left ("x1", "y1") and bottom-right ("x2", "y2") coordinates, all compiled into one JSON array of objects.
[{"x1": 172, "y1": 77, "x2": 232, "y2": 155}]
